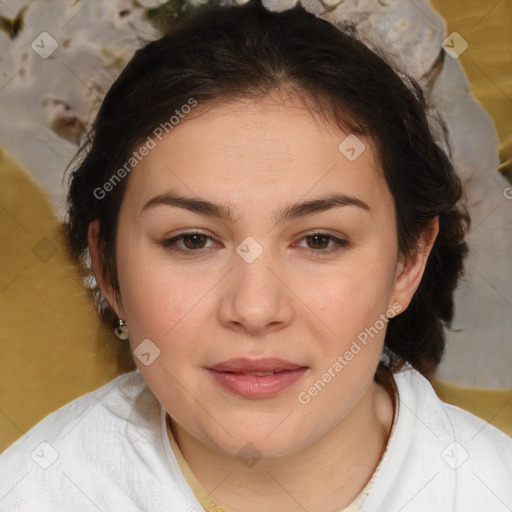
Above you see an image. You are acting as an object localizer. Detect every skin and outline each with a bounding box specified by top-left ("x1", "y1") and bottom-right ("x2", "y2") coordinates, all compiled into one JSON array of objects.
[{"x1": 88, "y1": 92, "x2": 439, "y2": 512}]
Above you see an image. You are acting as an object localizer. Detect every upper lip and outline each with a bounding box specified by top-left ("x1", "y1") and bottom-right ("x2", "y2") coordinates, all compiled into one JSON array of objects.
[{"x1": 208, "y1": 357, "x2": 305, "y2": 373}]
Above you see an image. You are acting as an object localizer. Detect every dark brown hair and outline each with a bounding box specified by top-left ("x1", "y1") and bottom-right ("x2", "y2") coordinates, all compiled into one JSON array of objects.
[{"x1": 65, "y1": 0, "x2": 470, "y2": 378}]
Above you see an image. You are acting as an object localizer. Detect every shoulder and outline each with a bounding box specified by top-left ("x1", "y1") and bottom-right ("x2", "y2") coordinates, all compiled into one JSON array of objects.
[
  {"x1": 394, "y1": 368, "x2": 512, "y2": 458},
  {"x1": 364, "y1": 367, "x2": 512, "y2": 511},
  {"x1": 0, "y1": 371, "x2": 194, "y2": 511},
  {"x1": 1, "y1": 370, "x2": 150, "y2": 453}
]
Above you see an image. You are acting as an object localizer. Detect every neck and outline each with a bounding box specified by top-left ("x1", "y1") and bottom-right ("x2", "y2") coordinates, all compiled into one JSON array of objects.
[{"x1": 172, "y1": 379, "x2": 395, "y2": 512}]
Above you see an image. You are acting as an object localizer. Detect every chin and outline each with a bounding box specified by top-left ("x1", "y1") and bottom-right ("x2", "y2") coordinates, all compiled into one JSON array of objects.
[{"x1": 197, "y1": 414, "x2": 314, "y2": 460}]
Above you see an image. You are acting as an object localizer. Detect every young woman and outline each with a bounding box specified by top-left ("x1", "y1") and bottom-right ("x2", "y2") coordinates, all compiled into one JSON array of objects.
[{"x1": 1, "y1": 1, "x2": 511, "y2": 510}]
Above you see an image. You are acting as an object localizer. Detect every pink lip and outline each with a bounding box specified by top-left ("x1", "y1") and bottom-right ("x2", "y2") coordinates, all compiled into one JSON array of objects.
[
  {"x1": 209, "y1": 357, "x2": 304, "y2": 373},
  {"x1": 207, "y1": 358, "x2": 308, "y2": 398}
]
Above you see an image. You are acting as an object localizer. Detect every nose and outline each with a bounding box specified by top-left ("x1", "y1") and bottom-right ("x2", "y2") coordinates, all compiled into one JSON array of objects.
[{"x1": 218, "y1": 247, "x2": 294, "y2": 336}]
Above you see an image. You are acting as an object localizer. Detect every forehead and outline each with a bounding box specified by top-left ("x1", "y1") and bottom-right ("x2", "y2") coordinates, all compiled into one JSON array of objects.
[{"x1": 123, "y1": 96, "x2": 390, "y2": 219}]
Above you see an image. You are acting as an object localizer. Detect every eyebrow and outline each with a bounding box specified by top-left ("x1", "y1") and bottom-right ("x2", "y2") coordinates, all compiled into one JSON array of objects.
[{"x1": 141, "y1": 191, "x2": 370, "y2": 223}]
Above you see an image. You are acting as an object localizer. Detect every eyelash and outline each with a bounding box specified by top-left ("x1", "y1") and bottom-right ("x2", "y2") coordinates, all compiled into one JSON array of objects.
[{"x1": 159, "y1": 230, "x2": 349, "y2": 256}]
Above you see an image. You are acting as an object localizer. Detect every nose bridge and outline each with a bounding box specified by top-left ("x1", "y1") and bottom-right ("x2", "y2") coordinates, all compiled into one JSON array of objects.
[
  {"x1": 221, "y1": 235, "x2": 292, "y2": 332},
  {"x1": 234, "y1": 235, "x2": 280, "y2": 304}
]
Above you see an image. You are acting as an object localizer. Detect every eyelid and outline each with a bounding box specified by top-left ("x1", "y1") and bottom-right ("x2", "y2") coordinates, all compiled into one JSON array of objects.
[
  {"x1": 295, "y1": 230, "x2": 349, "y2": 255},
  {"x1": 159, "y1": 229, "x2": 349, "y2": 255},
  {"x1": 160, "y1": 229, "x2": 220, "y2": 248}
]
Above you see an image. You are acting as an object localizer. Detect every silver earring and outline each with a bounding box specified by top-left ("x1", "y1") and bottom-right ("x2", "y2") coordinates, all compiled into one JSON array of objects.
[{"x1": 114, "y1": 318, "x2": 129, "y2": 340}]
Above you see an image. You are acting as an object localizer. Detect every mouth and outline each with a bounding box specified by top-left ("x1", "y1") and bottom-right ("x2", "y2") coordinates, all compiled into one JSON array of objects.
[
  {"x1": 208, "y1": 357, "x2": 305, "y2": 373},
  {"x1": 224, "y1": 370, "x2": 287, "y2": 376},
  {"x1": 206, "y1": 357, "x2": 308, "y2": 398}
]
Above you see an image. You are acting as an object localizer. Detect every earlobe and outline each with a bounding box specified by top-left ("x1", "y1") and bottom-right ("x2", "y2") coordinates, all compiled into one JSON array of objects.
[
  {"x1": 391, "y1": 216, "x2": 439, "y2": 312},
  {"x1": 87, "y1": 220, "x2": 122, "y2": 317}
]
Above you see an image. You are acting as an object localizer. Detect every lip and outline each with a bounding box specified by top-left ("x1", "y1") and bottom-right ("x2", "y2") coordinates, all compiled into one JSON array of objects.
[
  {"x1": 208, "y1": 357, "x2": 304, "y2": 373},
  {"x1": 207, "y1": 358, "x2": 308, "y2": 399}
]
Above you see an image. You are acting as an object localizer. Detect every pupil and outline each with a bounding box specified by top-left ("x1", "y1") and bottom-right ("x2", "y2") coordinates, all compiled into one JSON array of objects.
[
  {"x1": 185, "y1": 234, "x2": 205, "y2": 249},
  {"x1": 310, "y1": 234, "x2": 327, "y2": 249}
]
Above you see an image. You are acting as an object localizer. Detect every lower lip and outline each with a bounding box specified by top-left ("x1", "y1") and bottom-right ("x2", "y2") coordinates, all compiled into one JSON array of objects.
[{"x1": 207, "y1": 368, "x2": 308, "y2": 398}]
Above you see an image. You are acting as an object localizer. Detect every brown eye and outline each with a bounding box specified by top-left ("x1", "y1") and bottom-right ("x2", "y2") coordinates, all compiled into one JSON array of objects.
[
  {"x1": 297, "y1": 232, "x2": 349, "y2": 256},
  {"x1": 305, "y1": 234, "x2": 330, "y2": 250},
  {"x1": 181, "y1": 233, "x2": 208, "y2": 250},
  {"x1": 160, "y1": 231, "x2": 218, "y2": 253}
]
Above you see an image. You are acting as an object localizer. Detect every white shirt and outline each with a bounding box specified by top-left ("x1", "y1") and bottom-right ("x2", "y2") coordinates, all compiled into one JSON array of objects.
[{"x1": 0, "y1": 367, "x2": 511, "y2": 511}]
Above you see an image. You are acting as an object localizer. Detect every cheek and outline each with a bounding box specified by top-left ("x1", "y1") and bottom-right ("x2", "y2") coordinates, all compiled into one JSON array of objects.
[
  {"x1": 114, "y1": 233, "x2": 199, "y2": 344},
  {"x1": 296, "y1": 264, "x2": 393, "y2": 410},
  {"x1": 307, "y1": 257, "x2": 396, "y2": 335},
  {"x1": 121, "y1": 271, "x2": 205, "y2": 347}
]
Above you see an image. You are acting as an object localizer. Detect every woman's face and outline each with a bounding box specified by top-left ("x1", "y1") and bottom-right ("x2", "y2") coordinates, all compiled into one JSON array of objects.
[{"x1": 90, "y1": 95, "x2": 433, "y2": 458}]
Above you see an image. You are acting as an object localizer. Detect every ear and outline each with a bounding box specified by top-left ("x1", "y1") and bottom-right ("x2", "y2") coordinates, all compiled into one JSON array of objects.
[
  {"x1": 390, "y1": 216, "x2": 439, "y2": 312},
  {"x1": 87, "y1": 220, "x2": 125, "y2": 318}
]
